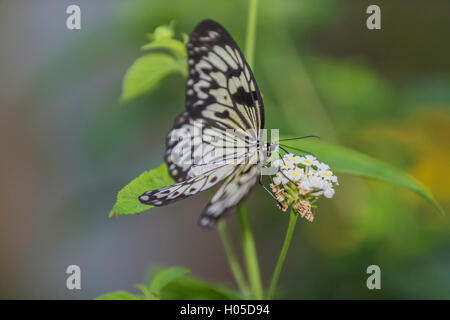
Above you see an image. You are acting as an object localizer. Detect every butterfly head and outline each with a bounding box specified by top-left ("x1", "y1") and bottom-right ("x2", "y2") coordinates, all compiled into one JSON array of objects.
[{"x1": 262, "y1": 141, "x2": 279, "y2": 159}]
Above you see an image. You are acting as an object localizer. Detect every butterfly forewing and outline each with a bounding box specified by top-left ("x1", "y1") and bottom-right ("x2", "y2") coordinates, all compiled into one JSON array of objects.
[{"x1": 186, "y1": 19, "x2": 264, "y2": 133}]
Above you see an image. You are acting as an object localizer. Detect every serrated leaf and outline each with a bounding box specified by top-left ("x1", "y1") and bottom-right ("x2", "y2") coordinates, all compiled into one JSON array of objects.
[
  {"x1": 149, "y1": 267, "x2": 190, "y2": 294},
  {"x1": 279, "y1": 138, "x2": 444, "y2": 216},
  {"x1": 110, "y1": 163, "x2": 175, "y2": 217},
  {"x1": 120, "y1": 53, "x2": 183, "y2": 102},
  {"x1": 95, "y1": 291, "x2": 146, "y2": 300}
]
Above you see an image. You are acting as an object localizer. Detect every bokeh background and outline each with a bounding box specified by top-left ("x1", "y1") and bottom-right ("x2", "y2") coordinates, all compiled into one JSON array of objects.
[{"x1": 1, "y1": 0, "x2": 449, "y2": 299}]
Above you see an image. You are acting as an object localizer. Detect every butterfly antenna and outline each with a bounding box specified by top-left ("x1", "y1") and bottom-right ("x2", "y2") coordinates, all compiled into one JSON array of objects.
[
  {"x1": 258, "y1": 175, "x2": 282, "y2": 207},
  {"x1": 278, "y1": 145, "x2": 289, "y2": 155},
  {"x1": 279, "y1": 135, "x2": 320, "y2": 142},
  {"x1": 279, "y1": 143, "x2": 316, "y2": 157}
]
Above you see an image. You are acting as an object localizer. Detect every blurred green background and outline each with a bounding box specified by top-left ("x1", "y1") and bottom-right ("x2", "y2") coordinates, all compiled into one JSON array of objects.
[{"x1": 0, "y1": 0, "x2": 449, "y2": 299}]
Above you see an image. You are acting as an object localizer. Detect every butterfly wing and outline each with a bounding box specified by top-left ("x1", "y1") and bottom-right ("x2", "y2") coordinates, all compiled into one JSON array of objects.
[
  {"x1": 186, "y1": 19, "x2": 264, "y2": 132},
  {"x1": 142, "y1": 19, "x2": 266, "y2": 226},
  {"x1": 165, "y1": 111, "x2": 254, "y2": 182},
  {"x1": 198, "y1": 154, "x2": 261, "y2": 227},
  {"x1": 139, "y1": 163, "x2": 237, "y2": 206},
  {"x1": 186, "y1": 20, "x2": 266, "y2": 226},
  {"x1": 165, "y1": 19, "x2": 265, "y2": 182}
]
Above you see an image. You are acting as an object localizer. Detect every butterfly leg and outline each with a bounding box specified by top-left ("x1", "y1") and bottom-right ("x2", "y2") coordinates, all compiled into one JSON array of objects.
[{"x1": 258, "y1": 172, "x2": 282, "y2": 207}]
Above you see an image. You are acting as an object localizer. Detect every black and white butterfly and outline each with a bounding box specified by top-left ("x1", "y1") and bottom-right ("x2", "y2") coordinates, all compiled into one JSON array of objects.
[{"x1": 139, "y1": 19, "x2": 277, "y2": 228}]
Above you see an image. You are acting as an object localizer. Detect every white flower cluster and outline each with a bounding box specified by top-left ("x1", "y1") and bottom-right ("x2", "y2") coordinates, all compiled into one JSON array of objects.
[{"x1": 270, "y1": 153, "x2": 338, "y2": 221}]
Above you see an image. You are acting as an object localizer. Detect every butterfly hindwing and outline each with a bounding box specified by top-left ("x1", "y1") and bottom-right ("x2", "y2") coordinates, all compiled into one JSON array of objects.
[
  {"x1": 198, "y1": 156, "x2": 261, "y2": 228},
  {"x1": 139, "y1": 163, "x2": 237, "y2": 206}
]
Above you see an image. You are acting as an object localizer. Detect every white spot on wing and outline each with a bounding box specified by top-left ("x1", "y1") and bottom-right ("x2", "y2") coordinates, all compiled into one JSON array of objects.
[
  {"x1": 209, "y1": 31, "x2": 219, "y2": 38},
  {"x1": 193, "y1": 80, "x2": 210, "y2": 99},
  {"x1": 210, "y1": 72, "x2": 227, "y2": 88},
  {"x1": 195, "y1": 60, "x2": 212, "y2": 81},
  {"x1": 210, "y1": 88, "x2": 232, "y2": 105},
  {"x1": 206, "y1": 51, "x2": 228, "y2": 72},
  {"x1": 235, "y1": 48, "x2": 243, "y2": 67},
  {"x1": 213, "y1": 45, "x2": 238, "y2": 69}
]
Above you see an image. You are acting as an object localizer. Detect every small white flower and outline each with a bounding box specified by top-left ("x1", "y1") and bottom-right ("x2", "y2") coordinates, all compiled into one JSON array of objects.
[
  {"x1": 332, "y1": 176, "x2": 338, "y2": 184},
  {"x1": 284, "y1": 153, "x2": 302, "y2": 164},
  {"x1": 299, "y1": 155, "x2": 317, "y2": 167},
  {"x1": 284, "y1": 167, "x2": 304, "y2": 182},
  {"x1": 270, "y1": 151, "x2": 338, "y2": 221},
  {"x1": 320, "y1": 170, "x2": 334, "y2": 180},
  {"x1": 273, "y1": 172, "x2": 289, "y2": 185},
  {"x1": 271, "y1": 159, "x2": 283, "y2": 168},
  {"x1": 311, "y1": 190, "x2": 324, "y2": 197},
  {"x1": 316, "y1": 168, "x2": 339, "y2": 186},
  {"x1": 308, "y1": 168, "x2": 320, "y2": 177},
  {"x1": 308, "y1": 175, "x2": 326, "y2": 189},
  {"x1": 280, "y1": 159, "x2": 295, "y2": 170},
  {"x1": 316, "y1": 162, "x2": 330, "y2": 171},
  {"x1": 299, "y1": 178, "x2": 312, "y2": 193},
  {"x1": 324, "y1": 186, "x2": 335, "y2": 198}
]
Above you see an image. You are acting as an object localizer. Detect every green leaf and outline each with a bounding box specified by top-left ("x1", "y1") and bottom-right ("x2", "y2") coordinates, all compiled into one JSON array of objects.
[
  {"x1": 149, "y1": 267, "x2": 190, "y2": 295},
  {"x1": 120, "y1": 53, "x2": 184, "y2": 102},
  {"x1": 121, "y1": 22, "x2": 188, "y2": 102},
  {"x1": 96, "y1": 291, "x2": 146, "y2": 300},
  {"x1": 160, "y1": 274, "x2": 243, "y2": 300},
  {"x1": 96, "y1": 266, "x2": 242, "y2": 300},
  {"x1": 279, "y1": 138, "x2": 444, "y2": 216},
  {"x1": 135, "y1": 284, "x2": 154, "y2": 299},
  {"x1": 110, "y1": 163, "x2": 174, "y2": 217},
  {"x1": 141, "y1": 38, "x2": 187, "y2": 59},
  {"x1": 146, "y1": 22, "x2": 176, "y2": 42}
]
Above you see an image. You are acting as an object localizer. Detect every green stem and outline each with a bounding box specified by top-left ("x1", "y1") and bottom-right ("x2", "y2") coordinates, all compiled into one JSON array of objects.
[
  {"x1": 237, "y1": 203, "x2": 263, "y2": 299},
  {"x1": 217, "y1": 220, "x2": 250, "y2": 297},
  {"x1": 232, "y1": 0, "x2": 263, "y2": 300},
  {"x1": 267, "y1": 210, "x2": 298, "y2": 299},
  {"x1": 245, "y1": 0, "x2": 259, "y2": 68}
]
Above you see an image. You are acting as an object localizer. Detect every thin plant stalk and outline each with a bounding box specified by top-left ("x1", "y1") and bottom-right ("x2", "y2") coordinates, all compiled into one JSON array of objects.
[
  {"x1": 217, "y1": 220, "x2": 250, "y2": 297},
  {"x1": 233, "y1": 0, "x2": 264, "y2": 300},
  {"x1": 267, "y1": 210, "x2": 298, "y2": 299},
  {"x1": 237, "y1": 203, "x2": 263, "y2": 299},
  {"x1": 245, "y1": 0, "x2": 259, "y2": 68}
]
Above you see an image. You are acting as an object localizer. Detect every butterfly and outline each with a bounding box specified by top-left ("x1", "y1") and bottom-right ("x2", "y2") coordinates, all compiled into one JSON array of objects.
[{"x1": 139, "y1": 19, "x2": 278, "y2": 228}]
